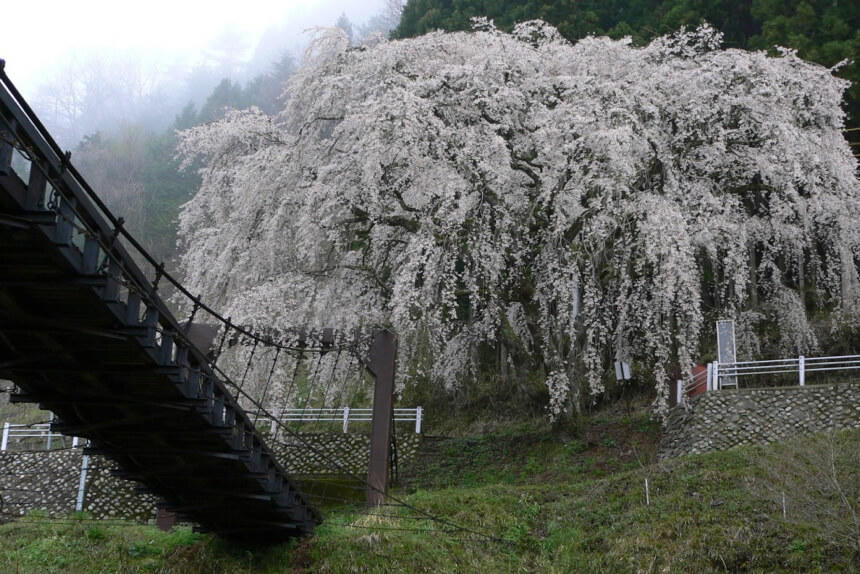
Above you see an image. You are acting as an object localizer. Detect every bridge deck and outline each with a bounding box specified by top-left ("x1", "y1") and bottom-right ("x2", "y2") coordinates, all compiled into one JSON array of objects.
[{"x1": 0, "y1": 64, "x2": 318, "y2": 542}]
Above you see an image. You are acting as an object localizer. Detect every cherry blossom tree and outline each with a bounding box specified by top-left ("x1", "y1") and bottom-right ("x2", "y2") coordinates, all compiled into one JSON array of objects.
[{"x1": 177, "y1": 21, "x2": 859, "y2": 419}]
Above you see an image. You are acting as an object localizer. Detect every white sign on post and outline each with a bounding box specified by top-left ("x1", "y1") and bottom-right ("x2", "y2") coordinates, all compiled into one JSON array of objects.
[
  {"x1": 614, "y1": 361, "x2": 632, "y2": 381},
  {"x1": 716, "y1": 320, "x2": 737, "y2": 389}
]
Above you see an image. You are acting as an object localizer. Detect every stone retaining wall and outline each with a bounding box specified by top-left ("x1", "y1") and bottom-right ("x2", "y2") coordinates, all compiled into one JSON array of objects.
[
  {"x1": 659, "y1": 382, "x2": 860, "y2": 459},
  {"x1": 0, "y1": 450, "x2": 158, "y2": 519},
  {"x1": 0, "y1": 431, "x2": 421, "y2": 520},
  {"x1": 272, "y1": 432, "x2": 421, "y2": 475}
]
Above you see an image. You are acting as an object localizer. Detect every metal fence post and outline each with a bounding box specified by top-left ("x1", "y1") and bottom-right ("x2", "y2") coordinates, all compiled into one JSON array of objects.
[
  {"x1": 75, "y1": 454, "x2": 89, "y2": 512},
  {"x1": 676, "y1": 380, "x2": 683, "y2": 405},
  {"x1": 415, "y1": 406, "x2": 423, "y2": 434},
  {"x1": 1, "y1": 422, "x2": 9, "y2": 452},
  {"x1": 712, "y1": 361, "x2": 719, "y2": 391},
  {"x1": 46, "y1": 412, "x2": 54, "y2": 450},
  {"x1": 798, "y1": 355, "x2": 805, "y2": 386},
  {"x1": 342, "y1": 406, "x2": 350, "y2": 433}
]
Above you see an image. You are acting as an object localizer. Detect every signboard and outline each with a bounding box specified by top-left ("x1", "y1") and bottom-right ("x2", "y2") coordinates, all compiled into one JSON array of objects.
[
  {"x1": 716, "y1": 319, "x2": 737, "y2": 388},
  {"x1": 614, "y1": 361, "x2": 632, "y2": 381}
]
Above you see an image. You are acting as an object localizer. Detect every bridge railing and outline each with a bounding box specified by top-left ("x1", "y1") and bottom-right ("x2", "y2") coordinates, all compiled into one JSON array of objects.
[
  {"x1": 677, "y1": 354, "x2": 860, "y2": 404},
  {"x1": 252, "y1": 407, "x2": 423, "y2": 434}
]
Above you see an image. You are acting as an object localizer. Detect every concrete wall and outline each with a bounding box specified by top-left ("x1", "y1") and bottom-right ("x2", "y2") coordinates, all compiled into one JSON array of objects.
[
  {"x1": 0, "y1": 431, "x2": 422, "y2": 520},
  {"x1": 659, "y1": 382, "x2": 860, "y2": 459}
]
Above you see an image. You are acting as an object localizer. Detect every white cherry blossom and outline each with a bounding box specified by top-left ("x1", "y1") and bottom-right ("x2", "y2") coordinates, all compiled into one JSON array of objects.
[{"x1": 177, "y1": 23, "x2": 859, "y2": 419}]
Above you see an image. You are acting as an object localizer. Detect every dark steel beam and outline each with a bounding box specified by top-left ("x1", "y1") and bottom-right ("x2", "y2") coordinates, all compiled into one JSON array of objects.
[
  {"x1": 0, "y1": 126, "x2": 13, "y2": 175},
  {"x1": 0, "y1": 68, "x2": 320, "y2": 540},
  {"x1": 0, "y1": 213, "x2": 28, "y2": 228}
]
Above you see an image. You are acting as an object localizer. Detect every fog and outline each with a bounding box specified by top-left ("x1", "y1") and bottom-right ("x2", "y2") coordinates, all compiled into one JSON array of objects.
[{"x1": 1, "y1": 0, "x2": 397, "y2": 146}]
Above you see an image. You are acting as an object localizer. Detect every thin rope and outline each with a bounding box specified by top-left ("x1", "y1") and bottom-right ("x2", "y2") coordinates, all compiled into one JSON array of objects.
[
  {"x1": 253, "y1": 347, "x2": 281, "y2": 428},
  {"x1": 234, "y1": 339, "x2": 259, "y2": 401}
]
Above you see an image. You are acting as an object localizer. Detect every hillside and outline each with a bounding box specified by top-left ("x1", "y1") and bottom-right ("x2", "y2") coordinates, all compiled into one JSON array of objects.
[{"x1": 1, "y1": 408, "x2": 856, "y2": 573}]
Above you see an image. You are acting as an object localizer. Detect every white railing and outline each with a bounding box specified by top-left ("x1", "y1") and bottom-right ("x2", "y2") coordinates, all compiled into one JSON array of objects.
[
  {"x1": 1, "y1": 421, "x2": 82, "y2": 452},
  {"x1": 253, "y1": 407, "x2": 424, "y2": 434},
  {"x1": 678, "y1": 354, "x2": 860, "y2": 404}
]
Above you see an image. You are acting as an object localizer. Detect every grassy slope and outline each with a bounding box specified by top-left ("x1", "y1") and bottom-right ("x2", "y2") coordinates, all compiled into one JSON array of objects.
[{"x1": 0, "y1": 411, "x2": 856, "y2": 573}]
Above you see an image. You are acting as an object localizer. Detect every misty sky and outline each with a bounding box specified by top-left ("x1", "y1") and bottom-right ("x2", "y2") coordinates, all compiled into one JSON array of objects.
[{"x1": 2, "y1": 0, "x2": 390, "y2": 98}]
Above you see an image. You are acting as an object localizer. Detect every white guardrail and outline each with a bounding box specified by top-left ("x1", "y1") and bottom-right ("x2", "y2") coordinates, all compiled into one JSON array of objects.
[
  {"x1": 1, "y1": 421, "x2": 90, "y2": 512},
  {"x1": 1, "y1": 422, "x2": 82, "y2": 452},
  {"x1": 678, "y1": 354, "x2": 860, "y2": 404},
  {"x1": 3, "y1": 407, "x2": 424, "y2": 451},
  {"x1": 254, "y1": 407, "x2": 423, "y2": 434}
]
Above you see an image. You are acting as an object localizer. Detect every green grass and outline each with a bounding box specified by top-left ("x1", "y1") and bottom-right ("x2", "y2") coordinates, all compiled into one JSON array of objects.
[
  {"x1": 0, "y1": 515, "x2": 203, "y2": 573},
  {"x1": 0, "y1": 411, "x2": 856, "y2": 573},
  {"x1": 398, "y1": 410, "x2": 661, "y2": 491},
  {"x1": 0, "y1": 513, "x2": 309, "y2": 573},
  {"x1": 305, "y1": 430, "x2": 857, "y2": 573}
]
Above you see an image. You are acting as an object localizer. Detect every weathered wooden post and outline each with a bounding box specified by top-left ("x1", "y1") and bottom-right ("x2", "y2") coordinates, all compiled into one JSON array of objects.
[
  {"x1": 155, "y1": 508, "x2": 177, "y2": 532},
  {"x1": 365, "y1": 329, "x2": 397, "y2": 507}
]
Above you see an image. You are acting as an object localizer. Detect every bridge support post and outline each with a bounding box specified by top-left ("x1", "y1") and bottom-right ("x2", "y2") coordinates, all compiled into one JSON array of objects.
[
  {"x1": 366, "y1": 330, "x2": 397, "y2": 507},
  {"x1": 156, "y1": 508, "x2": 177, "y2": 532}
]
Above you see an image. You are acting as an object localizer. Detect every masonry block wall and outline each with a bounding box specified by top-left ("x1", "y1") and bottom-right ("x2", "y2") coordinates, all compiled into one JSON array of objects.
[
  {"x1": 0, "y1": 432, "x2": 422, "y2": 520},
  {"x1": 659, "y1": 382, "x2": 860, "y2": 459},
  {"x1": 0, "y1": 451, "x2": 157, "y2": 519},
  {"x1": 272, "y1": 432, "x2": 421, "y2": 475}
]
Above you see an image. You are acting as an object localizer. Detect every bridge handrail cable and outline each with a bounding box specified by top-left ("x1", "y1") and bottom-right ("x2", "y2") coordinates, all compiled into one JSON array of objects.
[{"x1": 0, "y1": 61, "x2": 348, "y2": 357}]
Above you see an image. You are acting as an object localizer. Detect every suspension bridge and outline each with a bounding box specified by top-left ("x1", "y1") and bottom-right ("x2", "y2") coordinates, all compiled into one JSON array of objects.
[{"x1": 0, "y1": 60, "x2": 401, "y2": 542}]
